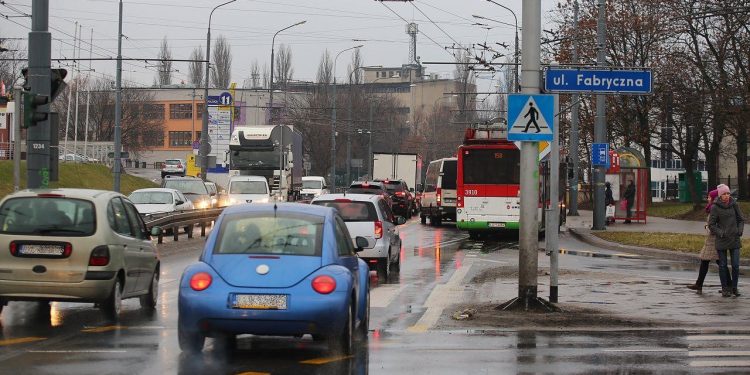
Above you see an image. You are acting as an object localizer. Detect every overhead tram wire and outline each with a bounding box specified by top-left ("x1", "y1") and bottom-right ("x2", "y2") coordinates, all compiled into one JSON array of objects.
[
  {"x1": 378, "y1": 1, "x2": 456, "y2": 60},
  {"x1": 410, "y1": 2, "x2": 463, "y2": 47}
]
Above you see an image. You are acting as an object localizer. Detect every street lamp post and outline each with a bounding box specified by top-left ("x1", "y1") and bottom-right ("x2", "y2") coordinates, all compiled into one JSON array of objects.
[
  {"x1": 200, "y1": 0, "x2": 236, "y2": 182},
  {"x1": 480, "y1": 1, "x2": 519, "y2": 91},
  {"x1": 269, "y1": 20, "x2": 306, "y2": 200},
  {"x1": 331, "y1": 45, "x2": 363, "y2": 192}
]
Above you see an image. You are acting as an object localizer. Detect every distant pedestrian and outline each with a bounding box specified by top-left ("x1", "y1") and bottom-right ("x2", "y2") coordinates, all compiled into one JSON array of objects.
[
  {"x1": 708, "y1": 184, "x2": 744, "y2": 297},
  {"x1": 605, "y1": 182, "x2": 615, "y2": 206},
  {"x1": 687, "y1": 189, "x2": 721, "y2": 294},
  {"x1": 623, "y1": 180, "x2": 636, "y2": 223}
]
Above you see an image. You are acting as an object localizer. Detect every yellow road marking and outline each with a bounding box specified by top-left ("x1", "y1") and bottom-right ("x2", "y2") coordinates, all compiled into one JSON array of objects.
[
  {"x1": 300, "y1": 355, "x2": 352, "y2": 365},
  {"x1": 81, "y1": 325, "x2": 126, "y2": 333},
  {"x1": 0, "y1": 337, "x2": 46, "y2": 346},
  {"x1": 407, "y1": 324, "x2": 428, "y2": 333}
]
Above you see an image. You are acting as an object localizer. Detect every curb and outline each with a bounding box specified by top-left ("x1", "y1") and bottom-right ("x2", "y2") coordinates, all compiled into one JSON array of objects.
[{"x1": 567, "y1": 228, "x2": 750, "y2": 266}]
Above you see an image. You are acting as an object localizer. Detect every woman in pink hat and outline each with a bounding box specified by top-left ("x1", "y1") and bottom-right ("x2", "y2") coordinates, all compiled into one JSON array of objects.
[
  {"x1": 687, "y1": 189, "x2": 723, "y2": 294},
  {"x1": 708, "y1": 184, "x2": 744, "y2": 297}
]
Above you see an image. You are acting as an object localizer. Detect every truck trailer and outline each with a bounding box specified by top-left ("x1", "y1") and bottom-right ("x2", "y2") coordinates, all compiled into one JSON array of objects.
[{"x1": 371, "y1": 152, "x2": 423, "y2": 191}]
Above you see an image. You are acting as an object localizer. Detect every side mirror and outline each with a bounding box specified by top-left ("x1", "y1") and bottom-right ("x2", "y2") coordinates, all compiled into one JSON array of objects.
[
  {"x1": 354, "y1": 236, "x2": 373, "y2": 252},
  {"x1": 150, "y1": 226, "x2": 163, "y2": 237},
  {"x1": 209, "y1": 192, "x2": 216, "y2": 197},
  {"x1": 175, "y1": 200, "x2": 185, "y2": 206},
  {"x1": 396, "y1": 216, "x2": 406, "y2": 225},
  {"x1": 409, "y1": 187, "x2": 415, "y2": 193}
]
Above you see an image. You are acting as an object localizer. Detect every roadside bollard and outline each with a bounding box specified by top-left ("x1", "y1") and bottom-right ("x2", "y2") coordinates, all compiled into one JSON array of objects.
[{"x1": 173, "y1": 226, "x2": 179, "y2": 241}]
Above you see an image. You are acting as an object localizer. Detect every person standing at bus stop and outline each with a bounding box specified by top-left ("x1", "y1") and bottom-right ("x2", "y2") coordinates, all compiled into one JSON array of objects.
[
  {"x1": 687, "y1": 188, "x2": 721, "y2": 294},
  {"x1": 708, "y1": 184, "x2": 744, "y2": 297},
  {"x1": 623, "y1": 180, "x2": 636, "y2": 223}
]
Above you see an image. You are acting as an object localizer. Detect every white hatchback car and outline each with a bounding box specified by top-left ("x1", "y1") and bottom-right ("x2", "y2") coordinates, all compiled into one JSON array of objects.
[
  {"x1": 312, "y1": 193, "x2": 405, "y2": 280},
  {"x1": 129, "y1": 188, "x2": 194, "y2": 218},
  {"x1": 0, "y1": 188, "x2": 161, "y2": 320}
]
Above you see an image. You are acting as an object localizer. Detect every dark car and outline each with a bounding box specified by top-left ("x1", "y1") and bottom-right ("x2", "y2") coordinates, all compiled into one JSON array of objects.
[
  {"x1": 161, "y1": 176, "x2": 216, "y2": 209},
  {"x1": 347, "y1": 181, "x2": 393, "y2": 208},
  {"x1": 374, "y1": 179, "x2": 416, "y2": 217}
]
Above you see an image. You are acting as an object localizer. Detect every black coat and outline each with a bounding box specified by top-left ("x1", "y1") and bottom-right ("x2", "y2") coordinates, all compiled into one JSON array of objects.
[{"x1": 708, "y1": 197, "x2": 745, "y2": 250}]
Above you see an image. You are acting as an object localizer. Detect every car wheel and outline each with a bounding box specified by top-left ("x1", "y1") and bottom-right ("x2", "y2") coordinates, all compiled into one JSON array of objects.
[
  {"x1": 329, "y1": 304, "x2": 354, "y2": 355},
  {"x1": 420, "y1": 214, "x2": 427, "y2": 224},
  {"x1": 469, "y1": 231, "x2": 480, "y2": 240},
  {"x1": 101, "y1": 278, "x2": 122, "y2": 320},
  {"x1": 356, "y1": 289, "x2": 370, "y2": 341},
  {"x1": 178, "y1": 324, "x2": 205, "y2": 353},
  {"x1": 139, "y1": 269, "x2": 159, "y2": 310},
  {"x1": 376, "y1": 256, "x2": 389, "y2": 282},
  {"x1": 434, "y1": 216, "x2": 442, "y2": 226}
]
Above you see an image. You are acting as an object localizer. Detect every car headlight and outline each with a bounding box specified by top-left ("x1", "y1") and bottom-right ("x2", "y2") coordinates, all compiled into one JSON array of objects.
[{"x1": 195, "y1": 200, "x2": 209, "y2": 209}]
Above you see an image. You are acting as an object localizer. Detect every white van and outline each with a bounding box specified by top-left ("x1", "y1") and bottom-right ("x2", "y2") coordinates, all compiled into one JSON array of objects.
[
  {"x1": 227, "y1": 175, "x2": 271, "y2": 205},
  {"x1": 420, "y1": 157, "x2": 457, "y2": 226},
  {"x1": 299, "y1": 176, "x2": 329, "y2": 201}
]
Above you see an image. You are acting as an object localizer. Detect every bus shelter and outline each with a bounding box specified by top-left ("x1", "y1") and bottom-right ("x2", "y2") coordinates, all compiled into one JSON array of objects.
[{"x1": 605, "y1": 146, "x2": 648, "y2": 223}]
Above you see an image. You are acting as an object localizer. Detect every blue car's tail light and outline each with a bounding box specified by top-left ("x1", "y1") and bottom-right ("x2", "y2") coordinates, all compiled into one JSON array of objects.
[
  {"x1": 190, "y1": 272, "x2": 212, "y2": 291},
  {"x1": 311, "y1": 275, "x2": 336, "y2": 294}
]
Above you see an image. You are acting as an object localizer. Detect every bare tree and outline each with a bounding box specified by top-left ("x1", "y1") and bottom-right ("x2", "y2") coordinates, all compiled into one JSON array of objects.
[
  {"x1": 211, "y1": 35, "x2": 232, "y2": 89},
  {"x1": 0, "y1": 36, "x2": 25, "y2": 89},
  {"x1": 262, "y1": 63, "x2": 269, "y2": 89},
  {"x1": 52, "y1": 78, "x2": 164, "y2": 153},
  {"x1": 347, "y1": 49, "x2": 363, "y2": 84},
  {"x1": 453, "y1": 48, "x2": 477, "y2": 125},
  {"x1": 188, "y1": 46, "x2": 204, "y2": 87},
  {"x1": 274, "y1": 44, "x2": 294, "y2": 89},
  {"x1": 156, "y1": 36, "x2": 173, "y2": 86},
  {"x1": 250, "y1": 59, "x2": 261, "y2": 88},
  {"x1": 316, "y1": 50, "x2": 333, "y2": 84}
]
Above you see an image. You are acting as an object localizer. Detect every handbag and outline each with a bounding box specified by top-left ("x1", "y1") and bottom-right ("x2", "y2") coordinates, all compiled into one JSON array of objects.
[{"x1": 619, "y1": 199, "x2": 627, "y2": 211}]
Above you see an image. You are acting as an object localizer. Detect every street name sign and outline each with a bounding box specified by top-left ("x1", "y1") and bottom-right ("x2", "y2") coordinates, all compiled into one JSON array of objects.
[
  {"x1": 591, "y1": 143, "x2": 609, "y2": 167},
  {"x1": 544, "y1": 67, "x2": 652, "y2": 94},
  {"x1": 507, "y1": 94, "x2": 554, "y2": 142}
]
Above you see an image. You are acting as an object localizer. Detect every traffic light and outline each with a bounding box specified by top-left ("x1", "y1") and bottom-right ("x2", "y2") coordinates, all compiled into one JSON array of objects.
[{"x1": 22, "y1": 91, "x2": 49, "y2": 128}]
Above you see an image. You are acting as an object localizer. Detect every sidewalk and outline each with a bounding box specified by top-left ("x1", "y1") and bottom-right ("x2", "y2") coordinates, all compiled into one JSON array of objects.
[{"x1": 563, "y1": 209, "x2": 750, "y2": 265}]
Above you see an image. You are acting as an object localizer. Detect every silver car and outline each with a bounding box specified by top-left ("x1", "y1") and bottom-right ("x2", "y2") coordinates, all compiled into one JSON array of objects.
[
  {"x1": 0, "y1": 188, "x2": 161, "y2": 320},
  {"x1": 312, "y1": 193, "x2": 405, "y2": 280}
]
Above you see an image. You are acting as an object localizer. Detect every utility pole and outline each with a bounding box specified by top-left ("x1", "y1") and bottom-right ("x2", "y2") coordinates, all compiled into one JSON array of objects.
[
  {"x1": 113, "y1": 0, "x2": 123, "y2": 192},
  {"x1": 13, "y1": 86, "x2": 21, "y2": 191},
  {"x1": 568, "y1": 1, "x2": 580, "y2": 216},
  {"x1": 27, "y1": 0, "x2": 52, "y2": 189},
  {"x1": 547, "y1": 94, "x2": 560, "y2": 303},
  {"x1": 592, "y1": 0, "x2": 607, "y2": 230}
]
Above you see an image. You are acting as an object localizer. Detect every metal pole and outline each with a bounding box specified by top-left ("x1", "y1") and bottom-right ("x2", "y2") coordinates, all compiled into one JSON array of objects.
[
  {"x1": 568, "y1": 1, "x2": 580, "y2": 216},
  {"x1": 592, "y1": 0, "x2": 607, "y2": 230},
  {"x1": 113, "y1": 0, "x2": 122, "y2": 192},
  {"x1": 368, "y1": 102, "x2": 373, "y2": 178},
  {"x1": 200, "y1": 0, "x2": 236, "y2": 182},
  {"x1": 63, "y1": 21, "x2": 76, "y2": 157},
  {"x1": 84, "y1": 27, "x2": 92, "y2": 160},
  {"x1": 27, "y1": 0, "x2": 51, "y2": 189},
  {"x1": 518, "y1": 0, "x2": 541, "y2": 303},
  {"x1": 73, "y1": 23, "x2": 81, "y2": 158},
  {"x1": 547, "y1": 94, "x2": 560, "y2": 303},
  {"x1": 13, "y1": 86, "x2": 21, "y2": 191},
  {"x1": 330, "y1": 45, "x2": 362, "y2": 192}
]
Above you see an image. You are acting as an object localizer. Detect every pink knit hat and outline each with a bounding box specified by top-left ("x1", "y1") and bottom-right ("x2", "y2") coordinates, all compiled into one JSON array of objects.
[
  {"x1": 709, "y1": 189, "x2": 718, "y2": 199},
  {"x1": 717, "y1": 184, "x2": 730, "y2": 196}
]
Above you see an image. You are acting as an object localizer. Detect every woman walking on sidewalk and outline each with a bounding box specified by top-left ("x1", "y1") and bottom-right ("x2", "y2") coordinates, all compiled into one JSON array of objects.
[
  {"x1": 708, "y1": 184, "x2": 744, "y2": 297},
  {"x1": 688, "y1": 189, "x2": 722, "y2": 294}
]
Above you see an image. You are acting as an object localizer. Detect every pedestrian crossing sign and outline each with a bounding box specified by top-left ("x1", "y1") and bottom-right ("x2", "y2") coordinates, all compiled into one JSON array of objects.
[{"x1": 507, "y1": 94, "x2": 554, "y2": 142}]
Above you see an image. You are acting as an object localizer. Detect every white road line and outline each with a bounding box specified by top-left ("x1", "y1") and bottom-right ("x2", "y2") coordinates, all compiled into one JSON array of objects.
[
  {"x1": 601, "y1": 349, "x2": 687, "y2": 353},
  {"x1": 370, "y1": 285, "x2": 404, "y2": 308},
  {"x1": 688, "y1": 351, "x2": 750, "y2": 357},
  {"x1": 687, "y1": 335, "x2": 750, "y2": 341},
  {"x1": 690, "y1": 360, "x2": 750, "y2": 367},
  {"x1": 409, "y1": 259, "x2": 474, "y2": 332}
]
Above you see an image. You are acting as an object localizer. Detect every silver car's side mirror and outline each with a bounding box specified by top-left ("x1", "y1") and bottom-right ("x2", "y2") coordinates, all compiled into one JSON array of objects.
[
  {"x1": 150, "y1": 226, "x2": 163, "y2": 237},
  {"x1": 354, "y1": 236, "x2": 372, "y2": 252},
  {"x1": 396, "y1": 216, "x2": 406, "y2": 225}
]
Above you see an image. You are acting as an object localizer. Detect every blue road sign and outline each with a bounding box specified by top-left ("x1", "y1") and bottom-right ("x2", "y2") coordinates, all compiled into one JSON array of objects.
[
  {"x1": 592, "y1": 143, "x2": 609, "y2": 167},
  {"x1": 545, "y1": 67, "x2": 652, "y2": 94},
  {"x1": 507, "y1": 94, "x2": 555, "y2": 142},
  {"x1": 207, "y1": 96, "x2": 221, "y2": 106},
  {"x1": 219, "y1": 92, "x2": 233, "y2": 106}
]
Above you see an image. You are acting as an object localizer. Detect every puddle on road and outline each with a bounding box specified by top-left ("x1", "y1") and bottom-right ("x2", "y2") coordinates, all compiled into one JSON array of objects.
[{"x1": 559, "y1": 248, "x2": 642, "y2": 260}]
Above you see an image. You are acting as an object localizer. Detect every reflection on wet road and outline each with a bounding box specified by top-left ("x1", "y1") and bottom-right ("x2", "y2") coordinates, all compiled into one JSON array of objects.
[{"x1": 1, "y1": 217, "x2": 749, "y2": 373}]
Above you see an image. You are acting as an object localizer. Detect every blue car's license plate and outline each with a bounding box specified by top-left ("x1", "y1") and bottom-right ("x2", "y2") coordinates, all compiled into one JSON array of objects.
[{"x1": 233, "y1": 294, "x2": 287, "y2": 310}]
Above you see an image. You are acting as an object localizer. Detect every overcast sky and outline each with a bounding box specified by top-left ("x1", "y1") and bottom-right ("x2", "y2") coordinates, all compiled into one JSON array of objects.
[{"x1": 2, "y1": 1, "x2": 561, "y2": 93}]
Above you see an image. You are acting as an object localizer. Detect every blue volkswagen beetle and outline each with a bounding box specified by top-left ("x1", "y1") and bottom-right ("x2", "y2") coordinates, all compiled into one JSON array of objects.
[{"x1": 178, "y1": 203, "x2": 371, "y2": 354}]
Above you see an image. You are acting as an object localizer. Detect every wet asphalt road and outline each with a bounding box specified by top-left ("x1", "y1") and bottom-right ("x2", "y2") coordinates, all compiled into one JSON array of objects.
[{"x1": 1, "y1": 216, "x2": 749, "y2": 374}]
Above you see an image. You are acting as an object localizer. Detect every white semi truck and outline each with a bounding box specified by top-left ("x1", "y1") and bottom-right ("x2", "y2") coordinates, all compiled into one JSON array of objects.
[
  {"x1": 228, "y1": 125, "x2": 302, "y2": 201},
  {"x1": 371, "y1": 152, "x2": 423, "y2": 191}
]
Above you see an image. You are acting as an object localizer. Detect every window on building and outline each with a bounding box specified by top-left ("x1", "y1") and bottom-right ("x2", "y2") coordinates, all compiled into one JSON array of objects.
[
  {"x1": 142, "y1": 129, "x2": 164, "y2": 147},
  {"x1": 196, "y1": 103, "x2": 204, "y2": 117},
  {"x1": 142, "y1": 104, "x2": 164, "y2": 120},
  {"x1": 170, "y1": 104, "x2": 193, "y2": 119},
  {"x1": 169, "y1": 131, "x2": 192, "y2": 147}
]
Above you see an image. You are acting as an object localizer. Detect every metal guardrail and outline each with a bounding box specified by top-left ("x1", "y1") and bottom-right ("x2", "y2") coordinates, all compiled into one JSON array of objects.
[{"x1": 144, "y1": 208, "x2": 224, "y2": 244}]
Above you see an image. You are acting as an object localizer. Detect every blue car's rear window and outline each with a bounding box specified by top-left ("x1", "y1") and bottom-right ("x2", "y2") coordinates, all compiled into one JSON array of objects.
[{"x1": 215, "y1": 212, "x2": 324, "y2": 256}]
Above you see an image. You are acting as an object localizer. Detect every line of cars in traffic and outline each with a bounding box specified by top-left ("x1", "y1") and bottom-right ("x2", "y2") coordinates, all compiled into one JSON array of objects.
[{"x1": 0, "y1": 172, "x2": 415, "y2": 355}]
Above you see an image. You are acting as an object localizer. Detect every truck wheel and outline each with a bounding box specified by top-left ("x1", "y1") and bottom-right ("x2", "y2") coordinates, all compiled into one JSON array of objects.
[{"x1": 420, "y1": 214, "x2": 426, "y2": 224}]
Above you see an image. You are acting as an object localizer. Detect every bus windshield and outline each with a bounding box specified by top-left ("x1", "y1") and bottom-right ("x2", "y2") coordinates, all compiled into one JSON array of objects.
[{"x1": 462, "y1": 148, "x2": 520, "y2": 184}]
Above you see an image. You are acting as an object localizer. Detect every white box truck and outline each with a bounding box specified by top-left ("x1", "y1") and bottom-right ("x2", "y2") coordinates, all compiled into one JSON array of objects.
[{"x1": 371, "y1": 153, "x2": 423, "y2": 191}]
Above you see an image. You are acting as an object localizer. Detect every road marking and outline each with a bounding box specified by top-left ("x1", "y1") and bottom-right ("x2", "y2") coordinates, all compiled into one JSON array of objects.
[
  {"x1": 408, "y1": 259, "x2": 474, "y2": 332},
  {"x1": 0, "y1": 337, "x2": 46, "y2": 346},
  {"x1": 689, "y1": 351, "x2": 750, "y2": 357},
  {"x1": 371, "y1": 285, "x2": 404, "y2": 308},
  {"x1": 235, "y1": 372, "x2": 271, "y2": 375},
  {"x1": 690, "y1": 360, "x2": 750, "y2": 367},
  {"x1": 81, "y1": 325, "x2": 126, "y2": 333},
  {"x1": 299, "y1": 355, "x2": 352, "y2": 364},
  {"x1": 602, "y1": 348, "x2": 686, "y2": 353},
  {"x1": 28, "y1": 350, "x2": 128, "y2": 353},
  {"x1": 687, "y1": 335, "x2": 750, "y2": 341}
]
